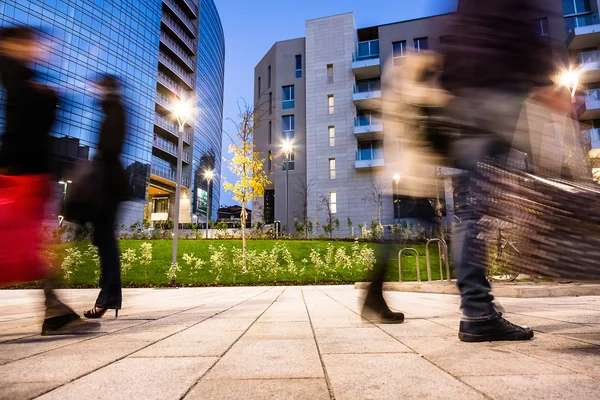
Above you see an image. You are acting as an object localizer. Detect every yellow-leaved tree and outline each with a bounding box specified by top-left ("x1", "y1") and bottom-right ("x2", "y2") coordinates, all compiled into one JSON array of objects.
[{"x1": 224, "y1": 103, "x2": 271, "y2": 273}]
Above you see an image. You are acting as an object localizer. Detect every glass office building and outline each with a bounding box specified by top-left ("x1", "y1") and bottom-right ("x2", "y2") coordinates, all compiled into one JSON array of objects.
[{"x1": 0, "y1": 0, "x2": 225, "y2": 226}]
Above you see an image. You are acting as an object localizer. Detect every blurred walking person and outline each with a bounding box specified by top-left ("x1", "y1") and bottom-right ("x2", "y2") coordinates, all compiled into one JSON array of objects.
[
  {"x1": 80, "y1": 75, "x2": 129, "y2": 319},
  {"x1": 0, "y1": 26, "x2": 82, "y2": 334}
]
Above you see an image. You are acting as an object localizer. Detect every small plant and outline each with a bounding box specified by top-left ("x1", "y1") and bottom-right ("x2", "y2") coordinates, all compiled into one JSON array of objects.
[
  {"x1": 84, "y1": 244, "x2": 101, "y2": 283},
  {"x1": 139, "y1": 242, "x2": 153, "y2": 284},
  {"x1": 120, "y1": 248, "x2": 137, "y2": 276},
  {"x1": 167, "y1": 262, "x2": 181, "y2": 283},
  {"x1": 347, "y1": 217, "x2": 354, "y2": 238},
  {"x1": 209, "y1": 244, "x2": 228, "y2": 282},
  {"x1": 61, "y1": 247, "x2": 84, "y2": 282},
  {"x1": 183, "y1": 252, "x2": 207, "y2": 278}
]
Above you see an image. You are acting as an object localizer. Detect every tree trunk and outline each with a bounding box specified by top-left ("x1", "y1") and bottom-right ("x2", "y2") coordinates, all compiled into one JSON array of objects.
[{"x1": 241, "y1": 204, "x2": 247, "y2": 273}]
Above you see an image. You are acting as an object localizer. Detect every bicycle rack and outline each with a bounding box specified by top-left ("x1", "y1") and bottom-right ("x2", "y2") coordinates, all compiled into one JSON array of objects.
[
  {"x1": 398, "y1": 248, "x2": 420, "y2": 282},
  {"x1": 426, "y1": 238, "x2": 451, "y2": 282}
]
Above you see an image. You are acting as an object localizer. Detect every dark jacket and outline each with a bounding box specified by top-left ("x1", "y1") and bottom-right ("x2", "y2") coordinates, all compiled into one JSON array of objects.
[
  {"x1": 441, "y1": 0, "x2": 555, "y2": 93},
  {"x1": 95, "y1": 93, "x2": 129, "y2": 204},
  {"x1": 0, "y1": 55, "x2": 57, "y2": 175}
]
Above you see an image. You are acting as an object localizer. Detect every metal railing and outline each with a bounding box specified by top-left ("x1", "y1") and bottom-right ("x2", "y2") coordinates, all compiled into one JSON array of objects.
[
  {"x1": 182, "y1": 151, "x2": 192, "y2": 164},
  {"x1": 566, "y1": 13, "x2": 600, "y2": 34},
  {"x1": 159, "y1": 52, "x2": 195, "y2": 88},
  {"x1": 578, "y1": 50, "x2": 600, "y2": 65},
  {"x1": 151, "y1": 165, "x2": 176, "y2": 182},
  {"x1": 584, "y1": 88, "x2": 600, "y2": 102},
  {"x1": 181, "y1": 0, "x2": 199, "y2": 17},
  {"x1": 161, "y1": 13, "x2": 195, "y2": 51},
  {"x1": 155, "y1": 92, "x2": 173, "y2": 110},
  {"x1": 155, "y1": 114, "x2": 177, "y2": 135},
  {"x1": 157, "y1": 71, "x2": 183, "y2": 97},
  {"x1": 353, "y1": 39, "x2": 379, "y2": 61},
  {"x1": 355, "y1": 149, "x2": 384, "y2": 161},
  {"x1": 184, "y1": 132, "x2": 193, "y2": 144},
  {"x1": 163, "y1": 0, "x2": 197, "y2": 36},
  {"x1": 586, "y1": 128, "x2": 600, "y2": 143},
  {"x1": 354, "y1": 79, "x2": 381, "y2": 93},
  {"x1": 182, "y1": 175, "x2": 191, "y2": 187},
  {"x1": 354, "y1": 114, "x2": 382, "y2": 127},
  {"x1": 153, "y1": 135, "x2": 177, "y2": 156},
  {"x1": 425, "y1": 238, "x2": 451, "y2": 282},
  {"x1": 398, "y1": 248, "x2": 420, "y2": 282},
  {"x1": 160, "y1": 32, "x2": 195, "y2": 70}
]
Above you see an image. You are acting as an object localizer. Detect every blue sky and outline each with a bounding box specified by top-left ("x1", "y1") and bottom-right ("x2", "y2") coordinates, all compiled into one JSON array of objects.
[{"x1": 214, "y1": 0, "x2": 459, "y2": 206}]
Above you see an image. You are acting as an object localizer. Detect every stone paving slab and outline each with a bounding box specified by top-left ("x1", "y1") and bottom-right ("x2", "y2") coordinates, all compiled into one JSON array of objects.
[{"x1": 0, "y1": 287, "x2": 599, "y2": 399}]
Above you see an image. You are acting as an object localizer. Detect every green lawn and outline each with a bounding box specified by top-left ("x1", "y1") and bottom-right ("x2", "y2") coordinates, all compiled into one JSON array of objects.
[{"x1": 36, "y1": 240, "x2": 447, "y2": 288}]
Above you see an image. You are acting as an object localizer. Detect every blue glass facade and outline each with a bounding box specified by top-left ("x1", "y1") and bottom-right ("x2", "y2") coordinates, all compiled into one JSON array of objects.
[
  {"x1": 193, "y1": 0, "x2": 225, "y2": 222},
  {"x1": 0, "y1": 0, "x2": 225, "y2": 225}
]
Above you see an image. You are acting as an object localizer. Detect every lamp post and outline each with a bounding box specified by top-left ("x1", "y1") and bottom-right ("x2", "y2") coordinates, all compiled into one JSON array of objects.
[
  {"x1": 393, "y1": 173, "x2": 401, "y2": 223},
  {"x1": 58, "y1": 179, "x2": 72, "y2": 217},
  {"x1": 282, "y1": 140, "x2": 293, "y2": 235},
  {"x1": 171, "y1": 100, "x2": 193, "y2": 269},
  {"x1": 203, "y1": 169, "x2": 214, "y2": 239}
]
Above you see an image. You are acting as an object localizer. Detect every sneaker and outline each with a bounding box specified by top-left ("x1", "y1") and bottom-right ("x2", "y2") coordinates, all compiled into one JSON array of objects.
[
  {"x1": 361, "y1": 293, "x2": 405, "y2": 324},
  {"x1": 458, "y1": 313, "x2": 534, "y2": 342}
]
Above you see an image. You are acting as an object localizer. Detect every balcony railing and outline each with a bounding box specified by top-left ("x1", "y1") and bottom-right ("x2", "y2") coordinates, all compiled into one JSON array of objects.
[
  {"x1": 160, "y1": 32, "x2": 195, "y2": 70},
  {"x1": 182, "y1": 151, "x2": 192, "y2": 164},
  {"x1": 153, "y1": 135, "x2": 177, "y2": 156},
  {"x1": 151, "y1": 165, "x2": 176, "y2": 182},
  {"x1": 155, "y1": 92, "x2": 173, "y2": 110},
  {"x1": 566, "y1": 13, "x2": 600, "y2": 35},
  {"x1": 163, "y1": 0, "x2": 197, "y2": 37},
  {"x1": 353, "y1": 39, "x2": 380, "y2": 61},
  {"x1": 587, "y1": 128, "x2": 600, "y2": 143},
  {"x1": 356, "y1": 149, "x2": 384, "y2": 162},
  {"x1": 181, "y1": 0, "x2": 199, "y2": 17},
  {"x1": 578, "y1": 50, "x2": 600, "y2": 65},
  {"x1": 355, "y1": 114, "x2": 382, "y2": 127},
  {"x1": 157, "y1": 71, "x2": 183, "y2": 97},
  {"x1": 155, "y1": 114, "x2": 177, "y2": 135},
  {"x1": 354, "y1": 80, "x2": 381, "y2": 93},
  {"x1": 585, "y1": 88, "x2": 600, "y2": 102},
  {"x1": 162, "y1": 13, "x2": 195, "y2": 52},
  {"x1": 159, "y1": 52, "x2": 195, "y2": 88}
]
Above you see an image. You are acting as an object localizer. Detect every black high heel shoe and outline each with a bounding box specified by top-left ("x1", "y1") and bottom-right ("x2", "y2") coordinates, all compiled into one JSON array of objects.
[{"x1": 84, "y1": 307, "x2": 119, "y2": 319}]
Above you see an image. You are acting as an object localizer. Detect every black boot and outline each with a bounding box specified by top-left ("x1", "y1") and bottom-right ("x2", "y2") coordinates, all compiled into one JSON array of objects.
[
  {"x1": 459, "y1": 313, "x2": 534, "y2": 342},
  {"x1": 361, "y1": 292, "x2": 404, "y2": 324}
]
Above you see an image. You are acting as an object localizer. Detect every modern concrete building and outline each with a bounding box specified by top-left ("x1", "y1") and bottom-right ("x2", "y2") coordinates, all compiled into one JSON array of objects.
[
  {"x1": 0, "y1": 0, "x2": 225, "y2": 227},
  {"x1": 565, "y1": 0, "x2": 600, "y2": 179},
  {"x1": 254, "y1": 4, "x2": 571, "y2": 238}
]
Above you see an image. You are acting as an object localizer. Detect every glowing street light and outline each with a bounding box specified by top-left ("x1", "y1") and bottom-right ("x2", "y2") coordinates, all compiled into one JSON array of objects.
[
  {"x1": 557, "y1": 68, "x2": 581, "y2": 97},
  {"x1": 171, "y1": 99, "x2": 194, "y2": 272},
  {"x1": 203, "y1": 169, "x2": 214, "y2": 239}
]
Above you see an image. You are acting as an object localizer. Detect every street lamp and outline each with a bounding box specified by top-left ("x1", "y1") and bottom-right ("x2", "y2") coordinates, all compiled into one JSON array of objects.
[
  {"x1": 282, "y1": 140, "x2": 294, "y2": 235},
  {"x1": 393, "y1": 173, "x2": 401, "y2": 223},
  {"x1": 557, "y1": 68, "x2": 581, "y2": 97},
  {"x1": 58, "y1": 180, "x2": 72, "y2": 217},
  {"x1": 203, "y1": 169, "x2": 214, "y2": 239},
  {"x1": 171, "y1": 99, "x2": 193, "y2": 268}
]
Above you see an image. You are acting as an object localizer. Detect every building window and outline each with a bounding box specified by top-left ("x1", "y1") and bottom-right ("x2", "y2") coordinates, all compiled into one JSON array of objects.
[
  {"x1": 268, "y1": 120, "x2": 272, "y2": 144},
  {"x1": 564, "y1": 0, "x2": 594, "y2": 33},
  {"x1": 282, "y1": 115, "x2": 295, "y2": 140},
  {"x1": 329, "y1": 126, "x2": 335, "y2": 147},
  {"x1": 258, "y1": 76, "x2": 261, "y2": 95},
  {"x1": 328, "y1": 94, "x2": 334, "y2": 115},
  {"x1": 268, "y1": 150, "x2": 272, "y2": 172},
  {"x1": 392, "y1": 41, "x2": 406, "y2": 65},
  {"x1": 329, "y1": 158, "x2": 336, "y2": 180},
  {"x1": 330, "y1": 192, "x2": 337, "y2": 214},
  {"x1": 282, "y1": 85, "x2": 295, "y2": 109},
  {"x1": 269, "y1": 92, "x2": 272, "y2": 115},
  {"x1": 296, "y1": 54, "x2": 302, "y2": 78},
  {"x1": 268, "y1": 65, "x2": 271, "y2": 88},
  {"x1": 283, "y1": 150, "x2": 295, "y2": 171},
  {"x1": 538, "y1": 17, "x2": 549, "y2": 36},
  {"x1": 327, "y1": 64, "x2": 334, "y2": 84},
  {"x1": 414, "y1": 37, "x2": 428, "y2": 53}
]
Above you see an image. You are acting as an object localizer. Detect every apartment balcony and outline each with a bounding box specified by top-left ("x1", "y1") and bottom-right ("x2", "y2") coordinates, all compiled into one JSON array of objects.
[
  {"x1": 151, "y1": 166, "x2": 191, "y2": 188},
  {"x1": 159, "y1": 52, "x2": 195, "y2": 90},
  {"x1": 163, "y1": 0, "x2": 197, "y2": 38},
  {"x1": 157, "y1": 71, "x2": 183, "y2": 97},
  {"x1": 355, "y1": 151, "x2": 385, "y2": 170},
  {"x1": 161, "y1": 13, "x2": 195, "y2": 54},
  {"x1": 155, "y1": 114, "x2": 193, "y2": 144},
  {"x1": 577, "y1": 50, "x2": 600, "y2": 83},
  {"x1": 181, "y1": 0, "x2": 199, "y2": 18},
  {"x1": 354, "y1": 116, "x2": 384, "y2": 141},
  {"x1": 577, "y1": 89, "x2": 600, "y2": 120},
  {"x1": 352, "y1": 39, "x2": 380, "y2": 80},
  {"x1": 353, "y1": 80, "x2": 381, "y2": 110},
  {"x1": 160, "y1": 32, "x2": 195, "y2": 71},
  {"x1": 567, "y1": 14, "x2": 600, "y2": 50},
  {"x1": 153, "y1": 135, "x2": 192, "y2": 164},
  {"x1": 586, "y1": 128, "x2": 600, "y2": 150}
]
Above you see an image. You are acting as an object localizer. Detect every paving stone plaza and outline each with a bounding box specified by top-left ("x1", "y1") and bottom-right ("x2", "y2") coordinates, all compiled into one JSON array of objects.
[{"x1": 1, "y1": 286, "x2": 600, "y2": 399}]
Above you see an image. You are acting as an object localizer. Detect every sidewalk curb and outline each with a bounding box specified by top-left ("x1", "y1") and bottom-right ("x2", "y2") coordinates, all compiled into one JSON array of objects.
[{"x1": 354, "y1": 281, "x2": 600, "y2": 298}]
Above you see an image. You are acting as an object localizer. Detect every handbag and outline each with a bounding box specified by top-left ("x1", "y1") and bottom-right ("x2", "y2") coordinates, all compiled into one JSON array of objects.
[{"x1": 0, "y1": 174, "x2": 50, "y2": 286}]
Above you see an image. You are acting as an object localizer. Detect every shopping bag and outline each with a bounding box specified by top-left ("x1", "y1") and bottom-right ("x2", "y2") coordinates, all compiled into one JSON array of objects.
[{"x1": 0, "y1": 174, "x2": 50, "y2": 286}]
